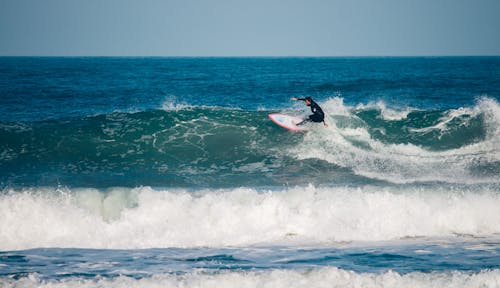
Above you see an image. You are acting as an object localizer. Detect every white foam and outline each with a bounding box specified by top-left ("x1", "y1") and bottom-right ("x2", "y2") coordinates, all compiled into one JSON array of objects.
[
  {"x1": 321, "y1": 97, "x2": 352, "y2": 116},
  {"x1": 409, "y1": 107, "x2": 470, "y2": 134},
  {"x1": 479, "y1": 96, "x2": 500, "y2": 140},
  {"x1": 356, "y1": 100, "x2": 415, "y2": 120},
  {"x1": 3, "y1": 268, "x2": 499, "y2": 288},
  {"x1": 1, "y1": 185, "x2": 499, "y2": 250},
  {"x1": 295, "y1": 96, "x2": 500, "y2": 184},
  {"x1": 160, "y1": 96, "x2": 194, "y2": 111}
]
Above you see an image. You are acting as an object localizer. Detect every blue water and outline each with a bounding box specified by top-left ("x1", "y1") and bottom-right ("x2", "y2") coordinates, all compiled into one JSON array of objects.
[{"x1": 1, "y1": 57, "x2": 499, "y2": 287}]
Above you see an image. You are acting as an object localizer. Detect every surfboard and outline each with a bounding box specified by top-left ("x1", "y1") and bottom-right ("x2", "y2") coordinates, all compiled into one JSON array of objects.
[{"x1": 268, "y1": 113, "x2": 308, "y2": 132}]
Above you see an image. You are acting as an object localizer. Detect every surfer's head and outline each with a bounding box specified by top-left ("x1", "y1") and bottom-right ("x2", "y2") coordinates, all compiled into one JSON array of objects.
[{"x1": 305, "y1": 96, "x2": 312, "y2": 106}]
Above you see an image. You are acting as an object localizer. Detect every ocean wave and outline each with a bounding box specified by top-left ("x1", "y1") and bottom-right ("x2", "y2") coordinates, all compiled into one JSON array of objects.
[
  {"x1": 1, "y1": 185, "x2": 499, "y2": 250},
  {"x1": 3, "y1": 268, "x2": 499, "y2": 288},
  {"x1": 1, "y1": 97, "x2": 499, "y2": 186}
]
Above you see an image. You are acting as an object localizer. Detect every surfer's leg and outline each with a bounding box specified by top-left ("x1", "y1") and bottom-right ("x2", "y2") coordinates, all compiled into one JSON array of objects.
[
  {"x1": 309, "y1": 114, "x2": 324, "y2": 123},
  {"x1": 296, "y1": 119, "x2": 311, "y2": 126}
]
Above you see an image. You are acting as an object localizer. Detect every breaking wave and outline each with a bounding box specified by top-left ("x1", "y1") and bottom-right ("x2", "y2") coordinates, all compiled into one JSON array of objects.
[
  {"x1": 1, "y1": 185, "x2": 499, "y2": 250},
  {"x1": 3, "y1": 268, "x2": 499, "y2": 288}
]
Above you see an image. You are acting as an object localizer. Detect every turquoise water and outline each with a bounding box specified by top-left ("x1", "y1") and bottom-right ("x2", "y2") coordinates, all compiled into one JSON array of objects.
[{"x1": 1, "y1": 57, "x2": 499, "y2": 287}]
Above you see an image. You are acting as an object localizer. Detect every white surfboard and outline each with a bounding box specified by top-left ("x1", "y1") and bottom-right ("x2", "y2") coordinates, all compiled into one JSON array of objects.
[{"x1": 268, "y1": 113, "x2": 308, "y2": 132}]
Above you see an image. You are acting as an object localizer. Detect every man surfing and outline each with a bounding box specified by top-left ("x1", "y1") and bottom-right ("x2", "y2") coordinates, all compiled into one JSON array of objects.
[{"x1": 291, "y1": 96, "x2": 328, "y2": 127}]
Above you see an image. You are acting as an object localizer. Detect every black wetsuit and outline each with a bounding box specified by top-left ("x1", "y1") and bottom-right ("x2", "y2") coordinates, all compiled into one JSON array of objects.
[{"x1": 297, "y1": 98, "x2": 325, "y2": 124}]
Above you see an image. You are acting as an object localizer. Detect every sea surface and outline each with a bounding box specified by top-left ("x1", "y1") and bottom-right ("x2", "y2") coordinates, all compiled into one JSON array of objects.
[{"x1": 0, "y1": 57, "x2": 499, "y2": 287}]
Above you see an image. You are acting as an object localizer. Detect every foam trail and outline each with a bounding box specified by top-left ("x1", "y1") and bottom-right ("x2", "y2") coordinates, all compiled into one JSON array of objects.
[
  {"x1": 409, "y1": 107, "x2": 472, "y2": 134},
  {"x1": 4, "y1": 268, "x2": 499, "y2": 288},
  {"x1": 1, "y1": 185, "x2": 499, "y2": 250}
]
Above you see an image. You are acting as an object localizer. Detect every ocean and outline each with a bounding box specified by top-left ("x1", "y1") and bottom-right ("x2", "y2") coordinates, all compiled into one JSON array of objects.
[{"x1": 0, "y1": 57, "x2": 499, "y2": 287}]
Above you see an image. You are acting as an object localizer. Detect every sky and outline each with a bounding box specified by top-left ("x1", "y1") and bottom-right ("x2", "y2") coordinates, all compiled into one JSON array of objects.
[{"x1": 0, "y1": 0, "x2": 499, "y2": 56}]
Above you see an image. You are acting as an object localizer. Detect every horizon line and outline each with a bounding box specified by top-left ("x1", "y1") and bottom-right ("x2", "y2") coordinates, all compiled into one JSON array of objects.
[{"x1": 1, "y1": 55, "x2": 500, "y2": 58}]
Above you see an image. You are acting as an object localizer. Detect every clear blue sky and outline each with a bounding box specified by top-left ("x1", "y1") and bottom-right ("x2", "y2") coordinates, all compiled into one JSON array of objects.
[{"x1": 1, "y1": 0, "x2": 499, "y2": 56}]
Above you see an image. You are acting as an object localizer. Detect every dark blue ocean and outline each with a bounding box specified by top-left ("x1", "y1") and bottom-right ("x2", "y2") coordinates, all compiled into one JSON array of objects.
[{"x1": 1, "y1": 57, "x2": 499, "y2": 287}]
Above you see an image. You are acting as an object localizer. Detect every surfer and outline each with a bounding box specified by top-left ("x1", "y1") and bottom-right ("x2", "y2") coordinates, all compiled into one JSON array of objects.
[{"x1": 291, "y1": 96, "x2": 328, "y2": 127}]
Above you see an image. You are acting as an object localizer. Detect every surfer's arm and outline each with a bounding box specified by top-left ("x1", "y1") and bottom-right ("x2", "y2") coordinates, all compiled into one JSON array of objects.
[{"x1": 290, "y1": 97, "x2": 306, "y2": 101}]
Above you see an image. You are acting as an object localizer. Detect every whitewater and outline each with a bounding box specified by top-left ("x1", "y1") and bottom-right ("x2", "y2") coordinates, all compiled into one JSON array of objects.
[{"x1": 0, "y1": 184, "x2": 499, "y2": 250}]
